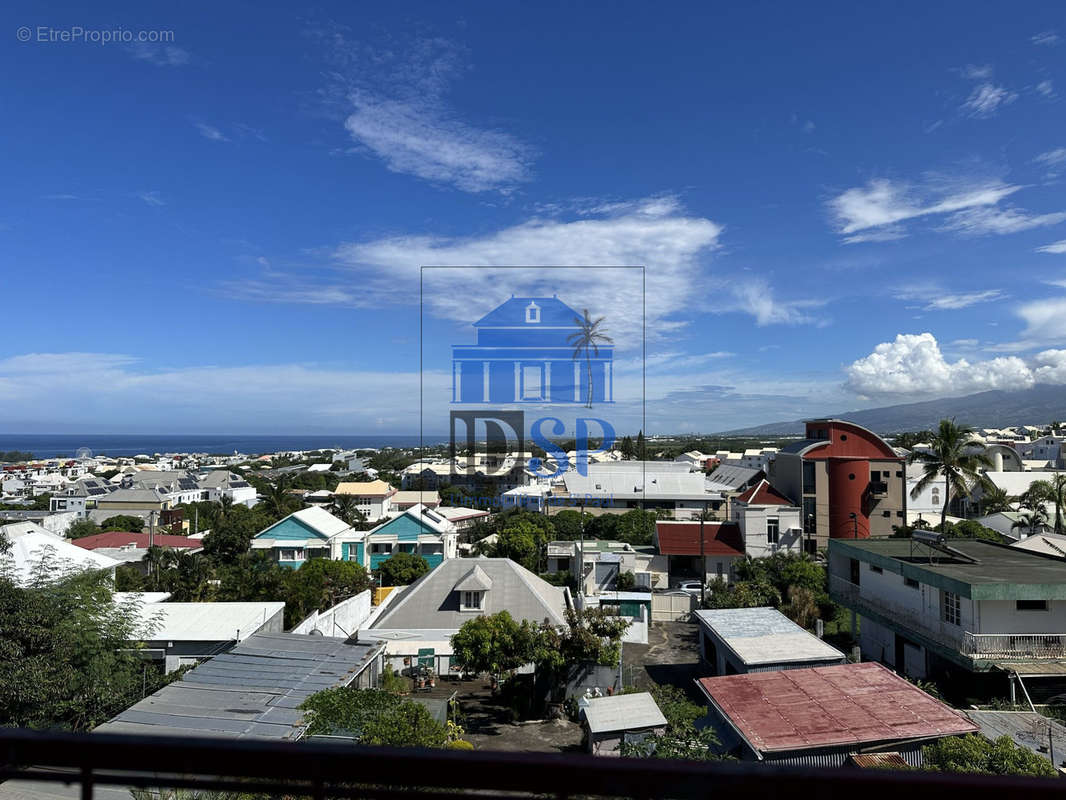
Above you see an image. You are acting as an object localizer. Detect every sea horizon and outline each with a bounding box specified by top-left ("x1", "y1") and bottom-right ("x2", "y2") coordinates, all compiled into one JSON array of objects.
[{"x1": 0, "y1": 433, "x2": 451, "y2": 459}]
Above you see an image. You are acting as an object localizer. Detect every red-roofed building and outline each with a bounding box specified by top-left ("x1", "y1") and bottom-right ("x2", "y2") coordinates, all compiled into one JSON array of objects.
[
  {"x1": 696, "y1": 661, "x2": 978, "y2": 767},
  {"x1": 655, "y1": 520, "x2": 744, "y2": 584},
  {"x1": 769, "y1": 419, "x2": 906, "y2": 547},
  {"x1": 73, "y1": 532, "x2": 203, "y2": 552},
  {"x1": 731, "y1": 478, "x2": 805, "y2": 558}
]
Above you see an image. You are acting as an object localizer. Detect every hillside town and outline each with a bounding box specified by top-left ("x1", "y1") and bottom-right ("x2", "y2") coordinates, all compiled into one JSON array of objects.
[{"x1": 3, "y1": 416, "x2": 1066, "y2": 778}]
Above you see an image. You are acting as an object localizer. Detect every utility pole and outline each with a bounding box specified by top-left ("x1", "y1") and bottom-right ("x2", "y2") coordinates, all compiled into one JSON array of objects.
[
  {"x1": 700, "y1": 501, "x2": 707, "y2": 608},
  {"x1": 147, "y1": 509, "x2": 157, "y2": 576}
]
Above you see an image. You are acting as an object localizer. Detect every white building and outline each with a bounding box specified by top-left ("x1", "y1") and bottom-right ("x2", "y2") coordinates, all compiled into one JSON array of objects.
[
  {"x1": 1, "y1": 521, "x2": 120, "y2": 586},
  {"x1": 730, "y1": 479, "x2": 804, "y2": 557},
  {"x1": 333, "y1": 479, "x2": 397, "y2": 521}
]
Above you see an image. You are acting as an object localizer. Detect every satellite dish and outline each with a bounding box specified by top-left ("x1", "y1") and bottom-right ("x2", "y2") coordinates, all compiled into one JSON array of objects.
[{"x1": 75, "y1": 447, "x2": 93, "y2": 460}]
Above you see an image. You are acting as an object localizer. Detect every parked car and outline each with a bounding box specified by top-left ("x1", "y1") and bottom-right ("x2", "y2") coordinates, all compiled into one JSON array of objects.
[{"x1": 677, "y1": 580, "x2": 703, "y2": 597}]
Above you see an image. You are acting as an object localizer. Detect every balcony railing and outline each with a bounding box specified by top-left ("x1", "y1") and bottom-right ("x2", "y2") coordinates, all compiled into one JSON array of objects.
[
  {"x1": 830, "y1": 575, "x2": 1066, "y2": 662},
  {"x1": 0, "y1": 728, "x2": 1063, "y2": 800}
]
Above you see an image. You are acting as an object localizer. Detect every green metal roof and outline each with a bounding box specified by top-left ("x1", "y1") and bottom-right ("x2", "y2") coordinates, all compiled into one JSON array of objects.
[{"x1": 830, "y1": 538, "x2": 1066, "y2": 600}]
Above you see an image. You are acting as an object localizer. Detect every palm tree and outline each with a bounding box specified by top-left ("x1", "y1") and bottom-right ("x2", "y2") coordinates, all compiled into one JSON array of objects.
[
  {"x1": 330, "y1": 494, "x2": 367, "y2": 529},
  {"x1": 262, "y1": 476, "x2": 293, "y2": 520},
  {"x1": 567, "y1": 309, "x2": 613, "y2": 409},
  {"x1": 1012, "y1": 507, "x2": 1049, "y2": 539},
  {"x1": 908, "y1": 418, "x2": 993, "y2": 531},
  {"x1": 979, "y1": 485, "x2": 1016, "y2": 515},
  {"x1": 1051, "y1": 474, "x2": 1066, "y2": 535}
]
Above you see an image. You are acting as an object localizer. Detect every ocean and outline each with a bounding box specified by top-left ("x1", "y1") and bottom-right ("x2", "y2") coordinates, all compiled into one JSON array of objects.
[{"x1": 0, "y1": 434, "x2": 450, "y2": 459}]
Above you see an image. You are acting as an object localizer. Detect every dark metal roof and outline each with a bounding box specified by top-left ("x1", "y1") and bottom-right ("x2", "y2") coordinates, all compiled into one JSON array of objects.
[
  {"x1": 778, "y1": 438, "x2": 827, "y2": 455},
  {"x1": 94, "y1": 633, "x2": 381, "y2": 740}
]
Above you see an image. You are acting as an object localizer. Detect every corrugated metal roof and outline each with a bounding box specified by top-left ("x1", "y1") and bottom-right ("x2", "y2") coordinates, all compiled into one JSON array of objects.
[
  {"x1": 655, "y1": 521, "x2": 744, "y2": 556},
  {"x1": 698, "y1": 662, "x2": 977, "y2": 755},
  {"x1": 847, "y1": 752, "x2": 911, "y2": 769},
  {"x1": 695, "y1": 607, "x2": 846, "y2": 666},
  {"x1": 583, "y1": 692, "x2": 667, "y2": 734},
  {"x1": 95, "y1": 633, "x2": 381, "y2": 740}
]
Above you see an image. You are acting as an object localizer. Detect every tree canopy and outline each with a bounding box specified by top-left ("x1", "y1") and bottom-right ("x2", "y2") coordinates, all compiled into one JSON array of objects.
[
  {"x1": 923, "y1": 734, "x2": 1057, "y2": 777},
  {"x1": 299, "y1": 687, "x2": 448, "y2": 747},
  {"x1": 377, "y1": 552, "x2": 430, "y2": 586}
]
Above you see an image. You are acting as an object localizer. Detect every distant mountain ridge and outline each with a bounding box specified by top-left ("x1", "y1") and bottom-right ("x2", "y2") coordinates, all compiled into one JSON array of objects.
[{"x1": 719, "y1": 384, "x2": 1066, "y2": 436}]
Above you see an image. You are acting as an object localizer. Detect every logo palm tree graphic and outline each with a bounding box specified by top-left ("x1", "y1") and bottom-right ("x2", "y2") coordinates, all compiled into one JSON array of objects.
[{"x1": 567, "y1": 309, "x2": 612, "y2": 409}]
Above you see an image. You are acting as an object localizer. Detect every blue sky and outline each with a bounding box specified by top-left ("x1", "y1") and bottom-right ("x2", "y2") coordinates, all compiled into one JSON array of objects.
[{"x1": 1, "y1": 1, "x2": 1065, "y2": 435}]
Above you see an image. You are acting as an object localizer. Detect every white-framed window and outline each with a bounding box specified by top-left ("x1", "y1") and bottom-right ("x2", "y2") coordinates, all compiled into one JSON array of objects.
[
  {"x1": 766, "y1": 517, "x2": 779, "y2": 544},
  {"x1": 525, "y1": 302, "x2": 540, "y2": 323},
  {"x1": 461, "y1": 591, "x2": 484, "y2": 611},
  {"x1": 279, "y1": 548, "x2": 302, "y2": 562},
  {"x1": 941, "y1": 590, "x2": 961, "y2": 626},
  {"x1": 371, "y1": 542, "x2": 393, "y2": 555}
]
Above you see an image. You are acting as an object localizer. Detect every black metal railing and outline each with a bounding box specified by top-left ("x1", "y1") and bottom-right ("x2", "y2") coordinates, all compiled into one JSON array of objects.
[{"x1": 0, "y1": 728, "x2": 1063, "y2": 800}]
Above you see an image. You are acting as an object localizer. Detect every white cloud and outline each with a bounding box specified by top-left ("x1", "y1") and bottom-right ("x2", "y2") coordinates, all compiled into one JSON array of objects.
[
  {"x1": 828, "y1": 178, "x2": 1021, "y2": 240},
  {"x1": 343, "y1": 97, "x2": 532, "y2": 193},
  {"x1": 943, "y1": 206, "x2": 1066, "y2": 235},
  {"x1": 1017, "y1": 297, "x2": 1066, "y2": 342},
  {"x1": 1035, "y1": 148, "x2": 1066, "y2": 167},
  {"x1": 845, "y1": 333, "x2": 1039, "y2": 396},
  {"x1": 129, "y1": 43, "x2": 189, "y2": 67},
  {"x1": 894, "y1": 286, "x2": 1005, "y2": 310},
  {"x1": 961, "y1": 84, "x2": 1018, "y2": 117},
  {"x1": 1037, "y1": 240, "x2": 1066, "y2": 254},
  {"x1": 1033, "y1": 349, "x2": 1066, "y2": 383},
  {"x1": 137, "y1": 191, "x2": 165, "y2": 207},
  {"x1": 729, "y1": 280, "x2": 826, "y2": 326},
  {"x1": 958, "y1": 64, "x2": 993, "y2": 80},
  {"x1": 1036, "y1": 80, "x2": 1056, "y2": 98},
  {"x1": 195, "y1": 123, "x2": 229, "y2": 142},
  {"x1": 315, "y1": 30, "x2": 532, "y2": 194},
  {"x1": 1032, "y1": 30, "x2": 1060, "y2": 46}
]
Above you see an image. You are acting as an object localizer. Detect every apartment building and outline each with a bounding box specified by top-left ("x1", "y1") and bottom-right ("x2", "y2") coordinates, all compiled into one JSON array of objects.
[
  {"x1": 769, "y1": 419, "x2": 906, "y2": 548},
  {"x1": 829, "y1": 535, "x2": 1066, "y2": 697}
]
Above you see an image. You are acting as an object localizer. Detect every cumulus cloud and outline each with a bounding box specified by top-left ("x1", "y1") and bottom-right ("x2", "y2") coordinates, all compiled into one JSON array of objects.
[
  {"x1": 828, "y1": 177, "x2": 1021, "y2": 241},
  {"x1": 845, "y1": 333, "x2": 1040, "y2": 397},
  {"x1": 1017, "y1": 297, "x2": 1066, "y2": 342}
]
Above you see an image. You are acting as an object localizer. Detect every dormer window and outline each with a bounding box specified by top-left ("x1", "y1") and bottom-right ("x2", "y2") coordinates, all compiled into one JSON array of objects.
[
  {"x1": 525, "y1": 301, "x2": 540, "y2": 323},
  {"x1": 461, "y1": 591, "x2": 484, "y2": 611}
]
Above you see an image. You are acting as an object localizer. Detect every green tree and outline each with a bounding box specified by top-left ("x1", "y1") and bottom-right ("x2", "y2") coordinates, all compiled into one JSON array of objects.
[
  {"x1": 619, "y1": 435, "x2": 636, "y2": 460},
  {"x1": 636, "y1": 430, "x2": 646, "y2": 461},
  {"x1": 567, "y1": 309, "x2": 613, "y2": 409},
  {"x1": 980, "y1": 485, "x2": 1015, "y2": 515},
  {"x1": 261, "y1": 476, "x2": 298, "y2": 520},
  {"x1": 451, "y1": 610, "x2": 538, "y2": 683},
  {"x1": 330, "y1": 494, "x2": 368, "y2": 529},
  {"x1": 283, "y1": 558, "x2": 372, "y2": 627},
  {"x1": 922, "y1": 734, "x2": 1057, "y2": 777},
  {"x1": 377, "y1": 552, "x2": 430, "y2": 586},
  {"x1": 492, "y1": 519, "x2": 545, "y2": 571},
  {"x1": 619, "y1": 684, "x2": 721, "y2": 760},
  {"x1": 908, "y1": 419, "x2": 993, "y2": 531},
  {"x1": 99, "y1": 514, "x2": 147, "y2": 532},
  {"x1": 299, "y1": 687, "x2": 448, "y2": 747},
  {"x1": 551, "y1": 509, "x2": 588, "y2": 540},
  {"x1": 0, "y1": 559, "x2": 161, "y2": 730},
  {"x1": 615, "y1": 509, "x2": 656, "y2": 547},
  {"x1": 66, "y1": 519, "x2": 101, "y2": 540},
  {"x1": 1012, "y1": 507, "x2": 1049, "y2": 538},
  {"x1": 1051, "y1": 474, "x2": 1066, "y2": 535}
]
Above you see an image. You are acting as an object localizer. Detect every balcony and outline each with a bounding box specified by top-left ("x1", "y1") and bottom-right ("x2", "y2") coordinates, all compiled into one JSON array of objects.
[
  {"x1": 868, "y1": 481, "x2": 888, "y2": 497},
  {"x1": 0, "y1": 727, "x2": 1062, "y2": 800},
  {"x1": 830, "y1": 576, "x2": 1066, "y2": 663}
]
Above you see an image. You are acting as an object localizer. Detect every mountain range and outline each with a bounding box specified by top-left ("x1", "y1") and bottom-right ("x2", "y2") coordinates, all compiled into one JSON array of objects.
[{"x1": 720, "y1": 384, "x2": 1066, "y2": 436}]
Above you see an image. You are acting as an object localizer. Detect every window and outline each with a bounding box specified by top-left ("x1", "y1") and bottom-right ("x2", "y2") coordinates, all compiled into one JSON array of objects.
[
  {"x1": 766, "y1": 517, "x2": 780, "y2": 544},
  {"x1": 803, "y1": 497, "x2": 817, "y2": 533},
  {"x1": 904, "y1": 577, "x2": 919, "y2": 589},
  {"x1": 522, "y1": 365, "x2": 542, "y2": 400},
  {"x1": 279, "y1": 548, "x2": 302, "y2": 562},
  {"x1": 849, "y1": 559, "x2": 860, "y2": 586},
  {"x1": 802, "y1": 461, "x2": 816, "y2": 495},
  {"x1": 461, "y1": 591, "x2": 483, "y2": 610},
  {"x1": 882, "y1": 510, "x2": 891, "y2": 517},
  {"x1": 1017, "y1": 600, "x2": 1049, "y2": 611},
  {"x1": 869, "y1": 565, "x2": 883, "y2": 574},
  {"x1": 525, "y1": 302, "x2": 540, "y2": 323},
  {"x1": 941, "y1": 591, "x2": 961, "y2": 626},
  {"x1": 371, "y1": 542, "x2": 393, "y2": 555},
  {"x1": 716, "y1": 562, "x2": 724, "y2": 577},
  {"x1": 871, "y1": 470, "x2": 880, "y2": 481}
]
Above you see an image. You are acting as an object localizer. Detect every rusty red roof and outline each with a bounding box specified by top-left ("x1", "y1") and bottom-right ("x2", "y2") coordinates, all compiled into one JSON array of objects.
[
  {"x1": 655, "y1": 521, "x2": 744, "y2": 557},
  {"x1": 734, "y1": 479, "x2": 795, "y2": 506},
  {"x1": 697, "y1": 662, "x2": 977, "y2": 755},
  {"x1": 73, "y1": 532, "x2": 202, "y2": 550}
]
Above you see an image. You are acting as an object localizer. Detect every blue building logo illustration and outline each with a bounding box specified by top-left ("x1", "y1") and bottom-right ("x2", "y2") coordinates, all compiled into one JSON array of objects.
[{"x1": 451, "y1": 294, "x2": 614, "y2": 405}]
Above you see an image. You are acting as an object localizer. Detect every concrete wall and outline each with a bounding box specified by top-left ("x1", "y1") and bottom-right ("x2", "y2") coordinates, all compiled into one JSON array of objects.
[
  {"x1": 977, "y1": 599, "x2": 1066, "y2": 634},
  {"x1": 651, "y1": 592, "x2": 694, "y2": 622},
  {"x1": 290, "y1": 590, "x2": 373, "y2": 637}
]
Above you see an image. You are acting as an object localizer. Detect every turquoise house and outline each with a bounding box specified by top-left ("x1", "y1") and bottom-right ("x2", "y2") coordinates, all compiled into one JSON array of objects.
[
  {"x1": 251, "y1": 506, "x2": 363, "y2": 569},
  {"x1": 360, "y1": 504, "x2": 458, "y2": 572}
]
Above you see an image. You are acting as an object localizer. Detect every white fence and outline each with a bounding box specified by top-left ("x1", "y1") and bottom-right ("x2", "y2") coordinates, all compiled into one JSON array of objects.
[
  {"x1": 651, "y1": 592, "x2": 695, "y2": 622},
  {"x1": 290, "y1": 590, "x2": 372, "y2": 638}
]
